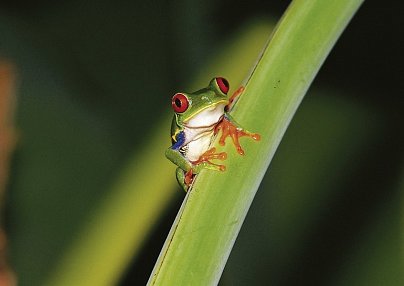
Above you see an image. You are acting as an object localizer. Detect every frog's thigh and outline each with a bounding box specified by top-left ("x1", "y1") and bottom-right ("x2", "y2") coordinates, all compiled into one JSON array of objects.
[{"x1": 176, "y1": 167, "x2": 187, "y2": 190}]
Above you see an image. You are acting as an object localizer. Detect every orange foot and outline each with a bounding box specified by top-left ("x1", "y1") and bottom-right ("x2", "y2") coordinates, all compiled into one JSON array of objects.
[
  {"x1": 185, "y1": 147, "x2": 227, "y2": 187},
  {"x1": 184, "y1": 169, "x2": 194, "y2": 186},
  {"x1": 191, "y1": 147, "x2": 227, "y2": 171},
  {"x1": 215, "y1": 117, "x2": 261, "y2": 155}
]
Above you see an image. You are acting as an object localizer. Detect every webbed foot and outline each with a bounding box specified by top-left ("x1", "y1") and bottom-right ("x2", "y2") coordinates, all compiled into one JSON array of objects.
[
  {"x1": 191, "y1": 147, "x2": 227, "y2": 172},
  {"x1": 215, "y1": 117, "x2": 260, "y2": 155},
  {"x1": 178, "y1": 147, "x2": 227, "y2": 191}
]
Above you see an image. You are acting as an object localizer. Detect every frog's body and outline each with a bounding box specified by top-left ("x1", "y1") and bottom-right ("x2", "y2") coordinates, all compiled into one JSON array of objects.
[
  {"x1": 172, "y1": 102, "x2": 226, "y2": 161},
  {"x1": 166, "y1": 77, "x2": 260, "y2": 191}
]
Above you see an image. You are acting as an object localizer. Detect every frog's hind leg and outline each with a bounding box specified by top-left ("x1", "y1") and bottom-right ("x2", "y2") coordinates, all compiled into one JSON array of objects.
[{"x1": 176, "y1": 167, "x2": 193, "y2": 192}]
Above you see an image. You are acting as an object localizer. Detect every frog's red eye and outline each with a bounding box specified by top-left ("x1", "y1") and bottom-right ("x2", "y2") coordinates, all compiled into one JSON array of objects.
[
  {"x1": 171, "y1": 93, "x2": 189, "y2": 113},
  {"x1": 216, "y1": 77, "x2": 229, "y2": 94}
]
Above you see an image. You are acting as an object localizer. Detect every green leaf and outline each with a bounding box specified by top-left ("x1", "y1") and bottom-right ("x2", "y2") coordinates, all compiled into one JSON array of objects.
[{"x1": 148, "y1": 0, "x2": 364, "y2": 285}]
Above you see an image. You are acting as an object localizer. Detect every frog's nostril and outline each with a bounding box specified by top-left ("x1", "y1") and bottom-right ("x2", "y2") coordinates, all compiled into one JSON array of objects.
[{"x1": 201, "y1": 95, "x2": 212, "y2": 103}]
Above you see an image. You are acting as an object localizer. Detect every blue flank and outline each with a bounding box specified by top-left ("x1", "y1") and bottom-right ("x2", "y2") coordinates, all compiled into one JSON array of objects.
[{"x1": 171, "y1": 131, "x2": 185, "y2": 150}]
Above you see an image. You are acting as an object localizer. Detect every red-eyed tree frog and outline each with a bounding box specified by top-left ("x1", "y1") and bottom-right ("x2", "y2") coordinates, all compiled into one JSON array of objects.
[{"x1": 166, "y1": 77, "x2": 260, "y2": 191}]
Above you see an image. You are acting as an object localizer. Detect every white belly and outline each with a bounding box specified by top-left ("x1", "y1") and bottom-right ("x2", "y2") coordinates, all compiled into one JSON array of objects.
[
  {"x1": 184, "y1": 130, "x2": 214, "y2": 161},
  {"x1": 182, "y1": 104, "x2": 226, "y2": 162}
]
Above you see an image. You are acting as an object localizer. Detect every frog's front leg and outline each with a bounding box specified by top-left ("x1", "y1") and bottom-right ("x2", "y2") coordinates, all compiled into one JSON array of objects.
[
  {"x1": 225, "y1": 86, "x2": 245, "y2": 112},
  {"x1": 215, "y1": 113, "x2": 261, "y2": 155},
  {"x1": 166, "y1": 147, "x2": 227, "y2": 191},
  {"x1": 185, "y1": 147, "x2": 227, "y2": 190},
  {"x1": 191, "y1": 147, "x2": 227, "y2": 172}
]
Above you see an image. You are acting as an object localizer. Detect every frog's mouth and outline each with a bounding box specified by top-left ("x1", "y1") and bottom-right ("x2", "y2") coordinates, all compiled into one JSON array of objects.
[{"x1": 183, "y1": 102, "x2": 226, "y2": 128}]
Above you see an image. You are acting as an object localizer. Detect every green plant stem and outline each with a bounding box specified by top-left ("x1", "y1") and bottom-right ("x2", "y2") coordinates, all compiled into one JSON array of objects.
[{"x1": 148, "y1": 0, "x2": 364, "y2": 285}]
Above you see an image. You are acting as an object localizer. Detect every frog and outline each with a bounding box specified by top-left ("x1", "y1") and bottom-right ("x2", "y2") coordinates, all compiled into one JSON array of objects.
[{"x1": 165, "y1": 77, "x2": 260, "y2": 191}]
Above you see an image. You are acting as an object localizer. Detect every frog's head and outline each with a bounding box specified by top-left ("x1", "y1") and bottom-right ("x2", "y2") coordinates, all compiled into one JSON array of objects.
[{"x1": 171, "y1": 77, "x2": 230, "y2": 128}]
